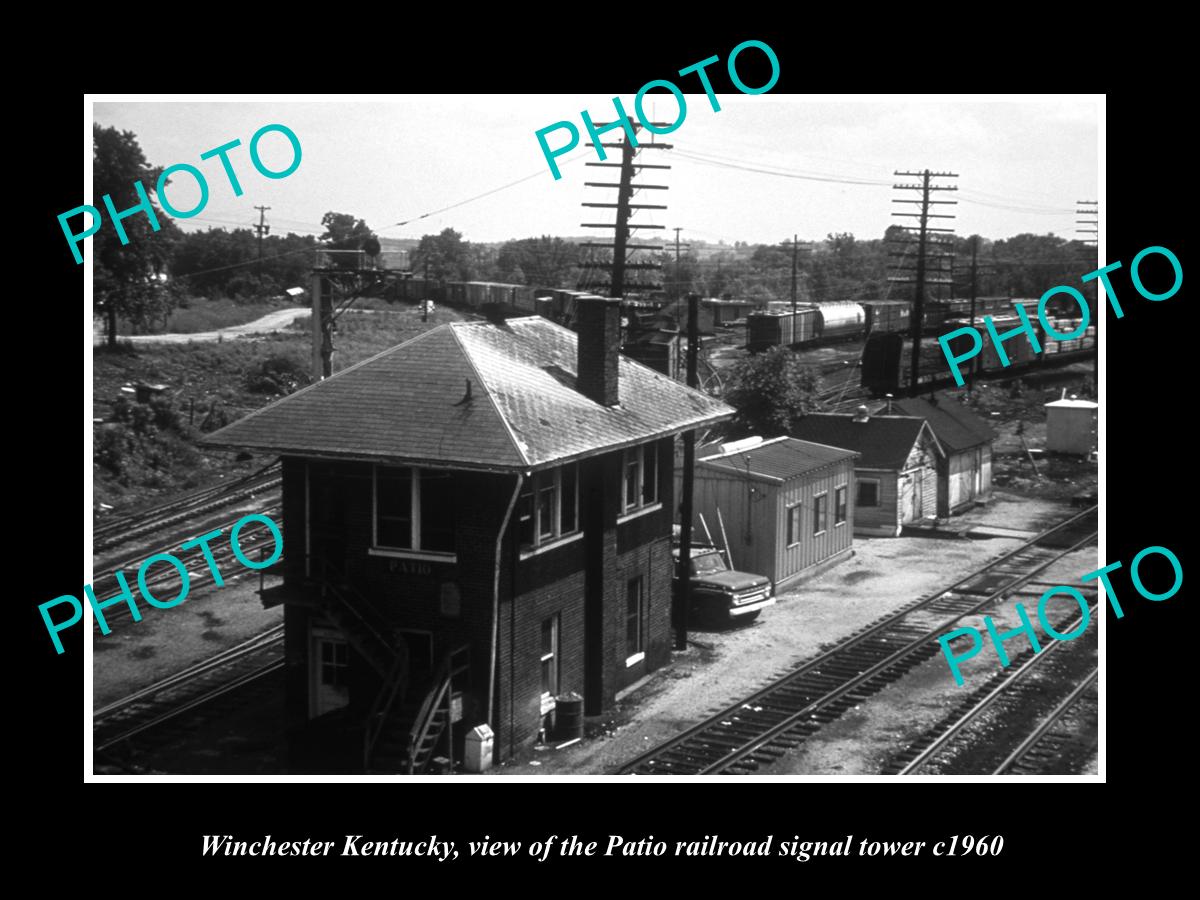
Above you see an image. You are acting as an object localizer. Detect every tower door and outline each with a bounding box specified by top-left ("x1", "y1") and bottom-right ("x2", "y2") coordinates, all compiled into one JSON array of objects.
[{"x1": 311, "y1": 631, "x2": 350, "y2": 718}]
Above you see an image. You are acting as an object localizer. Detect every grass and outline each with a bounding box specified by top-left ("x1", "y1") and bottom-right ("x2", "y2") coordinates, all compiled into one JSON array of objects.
[
  {"x1": 93, "y1": 304, "x2": 472, "y2": 516},
  {"x1": 115, "y1": 296, "x2": 296, "y2": 336}
]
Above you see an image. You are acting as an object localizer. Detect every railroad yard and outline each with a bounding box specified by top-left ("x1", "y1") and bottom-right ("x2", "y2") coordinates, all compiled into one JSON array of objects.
[
  {"x1": 92, "y1": 486, "x2": 1098, "y2": 776},
  {"x1": 86, "y1": 99, "x2": 1103, "y2": 781},
  {"x1": 90, "y1": 309, "x2": 1098, "y2": 779}
]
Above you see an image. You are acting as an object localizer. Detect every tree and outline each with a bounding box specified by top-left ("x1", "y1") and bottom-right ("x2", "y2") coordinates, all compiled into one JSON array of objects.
[
  {"x1": 92, "y1": 124, "x2": 181, "y2": 347},
  {"x1": 170, "y1": 228, "x2": 318, "y2": 300},
  {"x1": 411, "y1": 228, "x2": 474, "y2": 281},
  {"x1": 721, "y1": 347, "x2": 824, "y2": 439},
  {"x1": 495, "y1": 235, "x2": 577, "y2": 288},
  {"x1": 320, "y1": 211, "x2": 376, "y2": 268}
]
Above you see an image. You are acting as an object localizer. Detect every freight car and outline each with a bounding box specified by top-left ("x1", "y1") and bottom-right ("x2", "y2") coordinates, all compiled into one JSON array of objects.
[
  {"x1": 745, "y1": 300, "x2": 905, "y2": 351},
  {"x1": 746, "y1": 307, "x2": 819, "y2": 351},
  {"x1": 403, "y1": 275, "x2": 675, "y2": 343},
  {"x1": 860, "y1": 300, "x2": 910, "y2": 335},
  {"x1": 861, "y1": 314, "x2": 1097, "y2": 394}
]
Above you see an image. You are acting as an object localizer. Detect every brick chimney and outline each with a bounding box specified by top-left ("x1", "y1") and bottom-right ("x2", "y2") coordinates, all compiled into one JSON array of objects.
[{"x1": 576, "y1": 295, "x2": 621, "y2": 406}]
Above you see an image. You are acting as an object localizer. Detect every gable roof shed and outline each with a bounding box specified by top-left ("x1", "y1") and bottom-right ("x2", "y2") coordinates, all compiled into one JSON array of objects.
[
  {"x1": 790, "y1": 413, "x2": 943, "y2": 470},
  {"x1": 887, "y1": 395, "x2": 995, "y2": 453}
]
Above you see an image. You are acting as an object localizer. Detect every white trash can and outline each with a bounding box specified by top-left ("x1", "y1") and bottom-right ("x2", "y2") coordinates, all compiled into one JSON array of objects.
[{"x1": 464, "y1": 724, "x2": 494, "y2": 773}]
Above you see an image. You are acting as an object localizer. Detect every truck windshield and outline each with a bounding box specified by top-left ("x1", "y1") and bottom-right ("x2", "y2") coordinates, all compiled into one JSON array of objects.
[{"x1": 691, "y1": 552, "x2": 727, "y2": 576}]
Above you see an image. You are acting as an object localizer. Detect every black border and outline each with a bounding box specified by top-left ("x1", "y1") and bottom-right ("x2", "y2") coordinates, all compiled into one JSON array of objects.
[{"x1": 26, "y1": 33, "x2": 1187, "y2": 876}]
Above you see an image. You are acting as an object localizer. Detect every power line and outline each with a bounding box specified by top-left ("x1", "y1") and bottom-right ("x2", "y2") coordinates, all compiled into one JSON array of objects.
[
  {"x1": 385, "y1": 149, "x2": 594, "y2": 229},
  {"x1": 681, "y1": 136, "x2": 1094, "y2": 207},
  {"x1": 172, "y1": 246, "x2": 316, "y2": 280},
  {"x1": 673, "y1": 149, "x2": 892, "y2": 186}
]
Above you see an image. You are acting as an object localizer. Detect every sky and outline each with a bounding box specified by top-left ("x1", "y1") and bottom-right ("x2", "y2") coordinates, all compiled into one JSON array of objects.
[{"x1": 92, "y1": 95, "x2": 1100, "y2": 248}]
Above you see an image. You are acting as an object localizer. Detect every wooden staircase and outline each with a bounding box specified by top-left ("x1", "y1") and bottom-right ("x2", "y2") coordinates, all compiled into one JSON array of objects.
[
  {"x1": 305, "y1": 558, "x2": 470, "y2": 775},
  {"x1": 366, "y1": 645, "x2": 471, "y2": 775},
  {"x1": 366, "y1": 698, "x2": 450, "y2": 774},
  {"x1": 310, "y1": 571, "x2": 401, "y2": 680}
]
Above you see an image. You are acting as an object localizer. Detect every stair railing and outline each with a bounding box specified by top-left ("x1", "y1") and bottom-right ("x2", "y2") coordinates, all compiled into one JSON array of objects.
[
  {"x1": 407, "y1": 644, "x2": 472, "y2": 775},
  {"x1": 308, "y1": 556, "x2": 394, "y2": 666},
  {"x1": 363, "y1": 640, "x2": 410, "y2": 773}
]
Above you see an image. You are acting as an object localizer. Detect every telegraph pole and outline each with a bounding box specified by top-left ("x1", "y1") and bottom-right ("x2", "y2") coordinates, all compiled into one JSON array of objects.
[
  {"x1": 791, "y1": 234, "x2": 799, "y2": 315},
  {"x1": 889, "y1": 170, "x2": 959, "y2": 391},
  {"x1": 254, "y1": 205, "x2": 271, "y2": 273},
  {"x1": 673, "y1": 227, "x2": 683, "y2": 298},
  {"x1": 967, "y1": 236, "x2": 979, "y2": 392},
  {"x1": 422, "y1": 258, "x2": 430, "y2": 322},
  {"x1": 579, "y1": 122, "x2": 674, "y2": 297},
  {"x1": 670, "y1": 227, "x2": 692, "y2": 300},
  {"x1": 676, "y1": 291, "x2": 700, "y2": 651},
  {"x1": 1076, "y1": 200, "x2": 1099, "y2": 257},
  {"x1": 1076, "y1": 200, "x2": 1099, "y2": 389}
]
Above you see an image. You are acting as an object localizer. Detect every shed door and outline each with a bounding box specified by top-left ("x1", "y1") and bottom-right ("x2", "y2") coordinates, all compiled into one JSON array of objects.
[{"x1": 911, "y1": 470, "x2": 923, "y2": 520}]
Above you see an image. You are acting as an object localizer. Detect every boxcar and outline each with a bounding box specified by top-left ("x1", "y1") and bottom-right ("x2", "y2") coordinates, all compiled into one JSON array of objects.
[
  {"x1": 746, "y1": 308, "x2": 818, "y2": 351},
  {"x1": 861, "y1": 300, "x2": 911, "y2": 335}
]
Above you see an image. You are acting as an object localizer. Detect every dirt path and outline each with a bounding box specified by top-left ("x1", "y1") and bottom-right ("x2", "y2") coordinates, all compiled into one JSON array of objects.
[{"x1": 92, "y1": 307, "x2": 311, "y2": 346}]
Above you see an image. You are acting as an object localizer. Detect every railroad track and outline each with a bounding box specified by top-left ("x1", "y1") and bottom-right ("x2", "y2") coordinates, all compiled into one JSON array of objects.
[
  {"x1": 886, "y1": 599, "x2": 1097, "y2": 775},
  {"x1": 91, "y1": 504, "x2": 284, "y2": 630},
  {"x1": 993, "y1": 669, "x2": 1098, "y2": 775},
  {"x1": 93, "y1": 624, "x2": 285, "y2": 754},
  {"x1": 615, "y1": 505, "x2": 1097, "y2": 775},
  {"x1": 93, "y1": 461, "x2": 282, "y2": 554}
]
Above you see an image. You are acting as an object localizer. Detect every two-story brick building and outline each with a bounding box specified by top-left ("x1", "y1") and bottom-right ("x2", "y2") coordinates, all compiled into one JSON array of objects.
[{"x1": 205, "y1": 297, "x2": 733, "y2": 772}]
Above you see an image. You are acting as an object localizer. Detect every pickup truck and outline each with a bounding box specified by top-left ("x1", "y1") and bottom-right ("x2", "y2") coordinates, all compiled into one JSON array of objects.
[{"x1": 672, "y1": 544, "x2": 775, "y2": 624}]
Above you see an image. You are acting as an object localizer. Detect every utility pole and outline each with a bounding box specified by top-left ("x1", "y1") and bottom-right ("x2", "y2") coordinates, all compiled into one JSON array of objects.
[
  {"x1": 422, "y1": 258, "x2": 430, "y2": 322},
  {"x1": 889, "y1": 170, "x2": 959, "y2": 392},
  {"x1": 791, "y1": 233, "x2": 799, "y2": 315},
  {"x1": 1076, "y1": 200, "x2": 1099, "y2": 390},
  {"x1": 967, "y1": 236, "x2": 979, "y2": 393},
  {"x1": 1076, "y1": 200, "x2": 1099, "y2": 258},
  {"x1": 254, "y1": 205, "x2": 271, "y2": 273},
  {"x1": 578, "y1": 122, "x2": 674, "y2": 296},
  {"x1": 787, "y1": 237, "x2": 811, "y2": 317},
  {"x1": 676, "y1": 291, "x2": 700, "y2": 651},
  {"x1": 1076, "y1": 199, "x2": 1099, "y2": 311},
  {"x1": 672, "y1": 227, "x2": 683, "y2": 297}
]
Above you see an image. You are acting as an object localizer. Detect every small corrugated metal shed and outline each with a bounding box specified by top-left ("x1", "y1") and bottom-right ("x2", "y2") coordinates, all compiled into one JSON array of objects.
[
  {"x1": 698, "y1": 437, "x2": 855, "y2": 482},
  {"x1": 687, "y1": 436, "x2": 859, "y2": 592},
  {"x1": 1045, "y1": 398, "x2": 1098, "y2": 454}
]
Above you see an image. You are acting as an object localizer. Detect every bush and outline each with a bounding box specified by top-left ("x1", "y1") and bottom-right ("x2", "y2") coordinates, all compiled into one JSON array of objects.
[
  {"x1": 226, "y1": 272, "x2": 279, "y2": 301},
  {"x1": 723, "y1": 347, "x2": 824, "y2": 438},
  {"x1": 199, "y1": 402, "x2": 230, "y2": 433},
  {"x1": 245, "y1": 354, "x2": 311, "y2": 395},
  {"x1": 150, "y1": 398, "x2": 183, "y2": 433},
  {"x1": 109, "y1": 395, "x2": 134, "y2": 424},
  {"x1": 96, "y1": 425, "x2": 135, "y2": 477}
]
